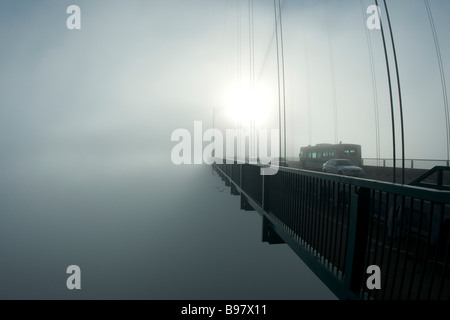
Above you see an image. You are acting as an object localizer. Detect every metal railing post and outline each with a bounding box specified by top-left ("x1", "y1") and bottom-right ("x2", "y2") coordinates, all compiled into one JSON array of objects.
[
  {"x1": 344, "y1": 187, "x2": 370, "y2": 297},
  {"x1": 240, "y1": 162, "x2": 242, "y2": 188},
  {"x1": 262, "y1": 174, "x2": 265, "y2": 210}
]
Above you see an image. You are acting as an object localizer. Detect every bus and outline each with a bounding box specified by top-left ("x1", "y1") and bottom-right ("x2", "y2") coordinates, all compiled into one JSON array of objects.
[{"x1": 299, "y1": 143, "x2": 362, "y2": 170}]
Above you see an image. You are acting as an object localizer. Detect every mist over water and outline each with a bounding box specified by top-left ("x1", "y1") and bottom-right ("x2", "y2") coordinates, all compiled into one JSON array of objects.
[
  {"x1": 10, "y1": 0, "x2": 443, "y2": 300},
  {"x1": 0, "y1": 160, "x2": 336, "y2": 300}
]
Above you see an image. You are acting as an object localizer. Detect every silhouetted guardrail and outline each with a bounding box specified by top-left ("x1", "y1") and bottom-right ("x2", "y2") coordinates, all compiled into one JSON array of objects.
[
  {"x1": 213, "y1": 161, "x2": 450, "y2": 300},
  {"x1": 362, "y1": 158, "x2": 450, "y2": 169},
  {"x1": 409, "y1": 166, "x2": 450, "y2": 191}
]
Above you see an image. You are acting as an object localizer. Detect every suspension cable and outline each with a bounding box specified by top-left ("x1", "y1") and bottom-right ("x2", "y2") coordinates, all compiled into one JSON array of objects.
[
  {"x1": 273, "y1": 0, "x2": 282, "y2": 161},
  {"x1": 381, "y1": 0, "x2": 406, "y2": 184},
  {"x1": 248, "y1": 0, "x2": 256, "y2": 159},
  {"x1": 360, "y1": 0, "x2": 381, "y2": 164},
  {"x1": 277, "y1": 0, "x2": 287, "y2": 162},
  {"x1": 374, "y1": 0, "x2": 397, "y2": 183},
  {"x1": 325, "y1": 3, "x2": 338, "y2": 145},
  {"x1": 304, "y1": 19, "x2": 312, "y2": 146},
  {"x1": 424, "y1": 0, "x2": 450, "y2": 164}
]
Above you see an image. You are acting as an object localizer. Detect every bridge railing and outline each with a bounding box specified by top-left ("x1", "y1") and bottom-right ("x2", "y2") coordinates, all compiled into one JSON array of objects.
[
  {"x1": 409, "y1": 166, "x2": 450, "y2": 191},
  {"x1": 362, "y1": 158, "x2": 450, "y2": 169},
  {"x1": 213, "y1": 161, "x2": 450, "y2": 300}
]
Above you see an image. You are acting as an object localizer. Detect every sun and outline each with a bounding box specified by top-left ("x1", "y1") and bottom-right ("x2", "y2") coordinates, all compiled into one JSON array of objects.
[{"x1": 226, "y1": 84, "x2": 270, "y2": 124}]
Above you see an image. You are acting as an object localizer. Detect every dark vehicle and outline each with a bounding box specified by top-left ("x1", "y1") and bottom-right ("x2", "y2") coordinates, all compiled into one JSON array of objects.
[
  {"x1": 322, "y1": 159, "x2": 365, "y2": 177},
  {"x1": 299, "y1": 143, "x2": 362, "y2": 170}
]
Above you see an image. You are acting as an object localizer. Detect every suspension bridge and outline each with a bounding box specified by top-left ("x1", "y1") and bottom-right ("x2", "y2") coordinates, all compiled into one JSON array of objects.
[{"x1": 211, "y1": 0, "x2": 450, "y2": 300}]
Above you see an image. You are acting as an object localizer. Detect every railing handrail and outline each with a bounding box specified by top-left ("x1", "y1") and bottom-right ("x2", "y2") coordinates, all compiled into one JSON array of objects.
[
  {"x1": 213, "y1": 161, "x2": 450, "y2": 300},
  {"x1": 362, "y1": 157, "x2": 449, "y2": 162},
  {"x1": 409, "y1": 166, "x2": 450, "y2": 191},
  {"x1": 213, "y1": 159, "x2": 450, "y2": 203}
]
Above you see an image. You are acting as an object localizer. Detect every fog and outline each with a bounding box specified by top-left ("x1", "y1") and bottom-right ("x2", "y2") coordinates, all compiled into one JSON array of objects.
[
  {"x1": 0, "y1": 162, "x2": 337, "y2": 299},
  {"x1": 1, "y1": 0, "x2": 449, "y2": 299}
]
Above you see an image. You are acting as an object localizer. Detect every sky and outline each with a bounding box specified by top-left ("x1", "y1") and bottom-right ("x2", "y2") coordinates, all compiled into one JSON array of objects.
[
  {"x1": 219, "y1": 0, "x2": 450, "y2": 162},
  {"x1": 1, "y1": 0, "x2": 450, "y2": 169},
  {"x1": 0, "y1": 0, "x2": 449, "y2": 300}
]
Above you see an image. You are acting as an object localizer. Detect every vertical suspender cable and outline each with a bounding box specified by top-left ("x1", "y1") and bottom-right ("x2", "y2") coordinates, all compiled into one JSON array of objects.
[
  {"x1": 237, "y1": 0, "x2": 241, "y2": 87},
  {"x1": 374, "y1": 0, "x2": 397, "y2": 183},
  {"x1": 273, "y1": 0, "x2": 282, "y2": 162},
  {"x1": 305, "y1": 29, "x2": 312, "y2": 147},
  {"x1": 249, "y1": 0, "x2": 256, "y2": 160},
  {"x1": 278, "y1": 0, "x2": 287, "y2": 163},
  {"x1": 248, "y1": 0, "x2": 252, "y2": 159},
  {"x1": 424, "y1": 0, "x2": 450, "y2": 165},
  {"x1": 325, "y1": 4, "x2": 338, "y2": 145},
  {"x1": 301, "y1": 4, "x2": 312, "y2": 147},
  {"x1": 237, "y1": 0, "x2": 242, "y2": 161},
  {"x1": 360, "y1": 0, "x2": 381, "y2": 166},
  {"x1": 381, "y1": 0, "x2": 406, "y2": 184}
]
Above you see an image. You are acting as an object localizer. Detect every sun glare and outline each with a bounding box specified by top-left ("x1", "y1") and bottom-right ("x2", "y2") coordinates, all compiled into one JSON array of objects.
[{"x1": 226, "y1": 85, "x2": 270, "y2": 124}]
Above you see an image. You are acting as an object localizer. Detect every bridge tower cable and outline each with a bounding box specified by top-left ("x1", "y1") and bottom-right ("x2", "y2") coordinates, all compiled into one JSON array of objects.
[
  {"x1": 381, "y1": 0, "x2": 406, "y2": 184},
  {"x1": 325, "y1": 2, "x2": 339, "y2": 145},
  {"x1": 237, "y1": 0, "x2": 241, "y2": 88},
  {"x1": 374, "y1": 0, "x2": 397, "y2": 184},
  {"x1": 300, "y1": 4, "x2": 312, "y2": 147},
  {"x1": 278, "y1": 0, "x2": 287, "y2": 163},
  {"x1": 273, "y1": 0, "x2": 282, "y2": 162},
  {"x1": 360, "y1": 0, "x2": 381, "y2": 166},
  {"x1": 255, "y1": 1, "x2": 286, "y2": 85},
  {"x1": 253, "y1": 0, "x2": 286, "y2": 159},
  {"x1": 248, "y1": 0, "x2": 256, "y2": 160},
  {"x1": 424, "y1": 0, "x2": 450, "y2": 165},
  {"x1": 305, "y1": 26, "x2": 312, "y2": 147},
  {"x1": 236, "y1": 0, "x2": 242, "y2": 161}
]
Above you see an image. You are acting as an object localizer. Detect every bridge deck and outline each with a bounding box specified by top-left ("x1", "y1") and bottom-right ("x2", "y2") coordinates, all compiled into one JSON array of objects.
[
  {"x1": 286, "y1": 161, "x2": 450, "y2": 185},
  {"x1": 213, "y1": 162, "x2": 450, "y2": 300}
]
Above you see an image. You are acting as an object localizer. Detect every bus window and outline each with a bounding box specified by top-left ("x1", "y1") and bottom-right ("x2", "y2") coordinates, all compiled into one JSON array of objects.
[
  {"x1": 324, "y1": 151, "x2": 333, "y2": 158},
  {"x1": 344, "y1": 149, "x2": 356, "y2": 155}
]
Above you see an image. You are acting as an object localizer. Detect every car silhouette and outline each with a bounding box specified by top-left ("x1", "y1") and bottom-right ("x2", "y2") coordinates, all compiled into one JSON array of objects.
[{"x1": 322, "y1": 159, "x2": 365, "y2": 177}]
